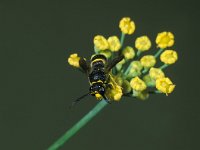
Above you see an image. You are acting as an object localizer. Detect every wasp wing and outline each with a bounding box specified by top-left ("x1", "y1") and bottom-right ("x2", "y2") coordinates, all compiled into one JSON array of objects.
[
  {"x1": 79, "y1": 57, "x2": 90, "y2": 74},
  {"x1": 105, "y1": 55, "x2": 124, "y2": 73}
]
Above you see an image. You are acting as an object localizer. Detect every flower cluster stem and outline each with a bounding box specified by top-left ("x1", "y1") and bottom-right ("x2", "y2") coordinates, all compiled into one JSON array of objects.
[
  {"x1": 136, "y1": 50, "x2": 142, "y2": 57},
  {"x1": 155, "y1": 90, "x2": 162, "y2": 94},
  {"x1": 120, "y1": 32, "x2": 125, "y2": 47},
  {"x1": 48, "y1": 100, "x2": 108, "y2": 150},
  {"x1": 142, "y1": 68, "x2": 149, "y2": 74},
  {"x1": 159, "y1": 64, "x2": 168, "y2": 70},
  {"x1": 124, "y1": 63, "x2": 132, "y2": 75},
  {"x1": 94, "y1": 46, "x2": 100, "y2": 54},
  {"x1": 154, "y1": 48, "x2": 164, "y2": 58}
]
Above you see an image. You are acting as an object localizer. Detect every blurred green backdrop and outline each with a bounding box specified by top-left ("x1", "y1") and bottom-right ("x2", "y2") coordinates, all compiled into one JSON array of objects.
[{"x1": 1, "y1": 0, "x2": 199, "y2": 150}]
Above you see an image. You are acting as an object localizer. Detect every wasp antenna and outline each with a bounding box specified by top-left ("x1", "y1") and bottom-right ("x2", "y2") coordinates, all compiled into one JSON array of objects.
[{"x1": 69, "y1": 92, "x2": 90, "y2": 109}]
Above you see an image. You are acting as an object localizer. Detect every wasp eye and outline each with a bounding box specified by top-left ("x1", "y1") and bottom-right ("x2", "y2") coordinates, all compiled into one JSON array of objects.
[{"x1": 89, "y1": 86, "x2": 93, "y2": 92}]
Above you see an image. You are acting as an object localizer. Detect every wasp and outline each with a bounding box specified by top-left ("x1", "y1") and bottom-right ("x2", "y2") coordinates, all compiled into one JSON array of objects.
[{"x1": 71, "y1": 54, "x2": 124, "y2": 106}]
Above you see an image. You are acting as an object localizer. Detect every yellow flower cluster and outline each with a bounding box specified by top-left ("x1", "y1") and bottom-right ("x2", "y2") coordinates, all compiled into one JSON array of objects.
[
  {"x1": 94, "y1": 35, "x2": 109, "y2": 50},
  {"x1": 149, "y1": 68, "x2": 165, "y2": 80},
  {"x1": 127, "y1": 61, "x2": 143, "y2": 78},
  {"x1": 160, "y1": 50, "x2": 178, "y2": 64},
  {"x1": 135, "y1": 36, "x2": 151, "y2": 51},
  {"x1": 106, "y1": 84, "x2": 123, "y2": 101},
  {"x1": 119, "y1": 17, "x2": 135, "y2": 35},
  {"x1": 143, "y1": 67, "x2": 165, "y2": 87},
  {"x1": 68, "y1": 53, "x2": 80, "y2": 68},
  {"x1": 156, "y1": 32, "x2": 174, "y2": 49},
  {"x1": 105, "y1": 75, "x2": 123, "y2": 101},
  {"x1": 156, "y1": 77, "x2": 175, "y2": 95},
  {"x1": 93, "y1": 35, "x2": 121, "y2": 52},
  {"x1": 68, "y1": 17, "x2": 178, "y2": 102},
  {"x1": 130, "y1": 77, "x2": 147, "y2": 91},
  {"x1": 108, "y1": 36, "x2": 121, "y2": 51},
  {"x1": 140, "y1": 55, "x2": 156, "y2": 68},
  {"x1": 130, "y1": 61, "x2": 143, "y2": 72},
  {"x1": 122, "y1": 46, "x2": 135, "y2": 60},
  {"x1": 143, "y1": 74, "x2": 155, "y2": 87}
]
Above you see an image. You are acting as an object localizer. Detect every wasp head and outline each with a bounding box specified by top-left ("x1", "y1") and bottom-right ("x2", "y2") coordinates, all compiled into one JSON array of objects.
[{"x1": 89, "y1": 83, "x2": 105, "y2": 98}]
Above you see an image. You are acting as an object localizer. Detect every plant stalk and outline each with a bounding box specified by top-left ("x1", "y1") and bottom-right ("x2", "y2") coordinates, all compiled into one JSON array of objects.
[
  {"x1": 154, "y1": 48, "x2": 164, "y2": 58},
  {"x1": 48, "y1": 100, "x2": 108, "y2": 150}
]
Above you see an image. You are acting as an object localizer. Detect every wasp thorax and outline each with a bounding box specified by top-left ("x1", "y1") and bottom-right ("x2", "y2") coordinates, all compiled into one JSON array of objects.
[
  {"x1": 89, "y1": 70, "x2": 106, "y2": 82},
  {"x1": 91, "y1": 54, "x2": 107, "y2": 62},
  {"x1": 92, "y1": 61, "x2": 105, "y2": 69}
]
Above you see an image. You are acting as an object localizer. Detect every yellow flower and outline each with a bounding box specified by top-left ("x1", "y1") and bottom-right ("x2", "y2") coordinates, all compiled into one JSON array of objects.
[
  {"x1": 130, "y1": 76, "x2": 147, "y2": 91},
  {"x1": 108, "y1": 36, "x2": 121, "y2": 51},
  {"x1": 111, "y1": 85, "x2": 123, "y2": 101},
  {"x1": 127, "y1": 61, "x2": 143, "y2": 78},
  {"x1": 149, "y1": 67, "x2": 165, "y2": 80},
  {"x1": 116, "y1": 59, "x2": 126, "y2": 71},
  {"x1": 122, "y1": 80, "x2": 132, "y2": 94},
  {"x1": 122, "y1": 46, "x2": 135, "y2": 60},
  {"x1": 94, "y1": 35, "x2": 109, "y2": 50},
  {"x1": 130, "y1": 61, "x2": 143, "y2": 71},
  {"x1": 113, "y1": 75, "x2": 124, "y2": 86},
  {"x1": 135, "y1": 36, "x2": 151, "y2": 51},
  {"x1": 68, "y1": 53, "x2": 80, "y2": 68},
  {"x1": 105, "y1": 75, "x2": 123, "y2": 101},
  {"x1": 156, "y1": 77, "x2": 175, "y2": 95},
  {"x1": 156, "y1": 31, "x2": 174, "y2": 48},
  {"x1": 143, "y1": 74, "x2": 155, "y2": 87},
  {"x1": 140, "y1": 55, "x2": 156, "y2": 68},
  {"x1": 136, "y1": 91, "x2": 149, "y2": 100},
  {"x1": 119, "y1": 17, "x2": 136, "y2": 35},
  {"x1": 160, "y1": 50, "x2": 178, "y2": 65}
]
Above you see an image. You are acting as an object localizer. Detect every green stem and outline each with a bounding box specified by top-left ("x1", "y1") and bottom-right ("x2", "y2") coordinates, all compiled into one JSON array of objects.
[
  {"x1": 124, "y1": 63, "x2": 132, "y2": 75},
  {"x1": 111, "y1": 52, "x2": 117, "y2": 75},
  {"x1": 159, "y1": 64, "x2": 168, "y2": 70},
  {"x1": 136, "y1": 50, "x2": 142, "y2": 57},
  {"x1": 48, "y1": 100, "x2": 108, "y2": 150},
  {"x1": 155, "y1": 90, "x2": 162, "y2": 94},
  {"x1": 120, "y1": 32, "x2": 125, "y2": 47},
  {"x1": 142, "y1": 68, "x2": 149, "y2": 74},
  {"x1": 154, "y1": 48, "x2": 164, "y2": 58},
  {"x1": 94, "y1": 46, "x2": 99, "y2": 54}
]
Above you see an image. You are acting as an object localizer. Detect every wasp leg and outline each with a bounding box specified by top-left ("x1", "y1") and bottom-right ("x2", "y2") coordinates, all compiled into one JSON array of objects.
[
  {"x1": 102, "y1": 94, "x2": 111, "y2": 104},
  {"x1": 105, "y1": 55, "x2": 124, "y2": 73},
  {"x1": 104, "y1": 74, "x2": 114, "y2": 88},
  {"x1": 104, "y1": 99, "x2": 111, "y2": 104},
  {"x1": 104, "y1": 82, "x2": 113, "y2": 89}
]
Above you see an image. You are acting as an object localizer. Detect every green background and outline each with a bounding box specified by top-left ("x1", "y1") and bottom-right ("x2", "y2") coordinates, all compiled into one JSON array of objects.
[{"x1": 1, "y1": 0, "x2": 199, "y2": 150}]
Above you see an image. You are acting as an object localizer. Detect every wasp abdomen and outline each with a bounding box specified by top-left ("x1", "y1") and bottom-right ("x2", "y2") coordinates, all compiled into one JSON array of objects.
[{"x1": 89, "y1": 70, "x2": 106, "y2": 83}]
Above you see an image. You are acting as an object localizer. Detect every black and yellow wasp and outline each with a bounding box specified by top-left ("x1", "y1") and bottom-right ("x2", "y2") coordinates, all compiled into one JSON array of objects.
[{"x1": 71, "y1": 54, "x2": 124, "y2": 106}]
